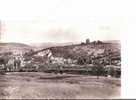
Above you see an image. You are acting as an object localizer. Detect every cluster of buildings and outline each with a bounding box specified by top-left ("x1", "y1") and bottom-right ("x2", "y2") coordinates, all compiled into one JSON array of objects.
[{"x1": 33, "y1": 49, "x2": 77, "y2": 65}]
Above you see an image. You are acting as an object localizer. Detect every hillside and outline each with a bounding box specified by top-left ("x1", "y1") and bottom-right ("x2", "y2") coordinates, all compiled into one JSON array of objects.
[
  {"x1": 48, "y1": 40, "x2": 121, "y2": 60},
  {"x1": 25, "y1": 40, "x2": 121, "y2": 68},
  {"x1": 0, "y1": 42, "x2": 30, "y2": 47},
  {"x1": 29, "y1": 42, "x2": 78, "y2": 50},
  {"x1": 0, "y1": 42, "x2": 32, "y2": 53}
]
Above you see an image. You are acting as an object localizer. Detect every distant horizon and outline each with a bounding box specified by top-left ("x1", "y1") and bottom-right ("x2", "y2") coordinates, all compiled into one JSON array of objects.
[{"x1": 0, "y1": 39, "x2": 120, "y2": 45}]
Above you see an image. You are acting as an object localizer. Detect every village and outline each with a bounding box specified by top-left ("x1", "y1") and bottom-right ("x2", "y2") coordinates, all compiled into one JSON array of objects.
[{"x1": 0, "y1": 39, "x2": 121, "y2": 78}]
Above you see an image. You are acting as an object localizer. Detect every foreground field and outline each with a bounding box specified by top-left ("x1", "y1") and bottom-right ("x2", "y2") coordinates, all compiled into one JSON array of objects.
[{"x1": 0, "y1": 72, "x2": 120, "y2": 99}]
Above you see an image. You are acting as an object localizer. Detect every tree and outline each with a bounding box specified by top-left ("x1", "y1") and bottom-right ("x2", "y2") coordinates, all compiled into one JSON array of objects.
[
  {"x1": 81, "y1": 42, "x2": 85, "y2": 45},
  {"x1": 77, "y1": 56, "x2": 88, "y2": 65},
  {"x1": 93, "y1": 58, "x2": 104, "y2": 79}
]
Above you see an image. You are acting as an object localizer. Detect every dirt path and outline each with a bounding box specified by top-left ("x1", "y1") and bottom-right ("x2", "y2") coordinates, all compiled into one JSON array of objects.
[{"x1": 0, "y1": 72, "x2": 120, "y2": 99}]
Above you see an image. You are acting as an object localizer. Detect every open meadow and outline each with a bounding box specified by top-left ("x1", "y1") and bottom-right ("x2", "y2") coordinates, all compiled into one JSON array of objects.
[{"x1": 0, "y1": 72, "x2": 120, "y2": 99}]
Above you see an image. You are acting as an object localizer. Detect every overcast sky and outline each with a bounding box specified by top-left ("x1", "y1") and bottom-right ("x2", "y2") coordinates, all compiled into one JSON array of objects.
[{"x1": 0, "y1": 0, "x2": 127, "y2": 43}]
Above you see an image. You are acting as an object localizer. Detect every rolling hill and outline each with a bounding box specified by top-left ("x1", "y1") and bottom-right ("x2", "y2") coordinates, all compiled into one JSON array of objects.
[
  {"x1": 0, "y1": 42, "x2": 30, "y2": 47},
  {"x1": 30, "y1": 40, "x2": 121, "y2": 62},
  {"x1": 0, "y1": 42, "x2": 32, "y2": 53},
  {"x1": 49, "y1": 40, "x2": 120, "y2": 60},
  {"x1": 29, "y1": 42, "x2": 78, "y2": 50}
]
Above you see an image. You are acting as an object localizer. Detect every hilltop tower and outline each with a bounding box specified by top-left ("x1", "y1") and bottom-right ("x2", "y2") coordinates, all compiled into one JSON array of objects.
[{"x1": 86, "y1": 38, "x2": 90, "y2": 44}]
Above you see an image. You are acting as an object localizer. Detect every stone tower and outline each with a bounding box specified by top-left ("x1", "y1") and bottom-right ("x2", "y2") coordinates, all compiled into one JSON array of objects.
[{"x1": 86, "y1": 38, "x2": 90, "y2": 44}]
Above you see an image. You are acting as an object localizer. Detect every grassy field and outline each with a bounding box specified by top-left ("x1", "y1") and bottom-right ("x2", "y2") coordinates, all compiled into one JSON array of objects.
[{"x1": 0, "y1": 72, "x2": 120, "y2": 99}]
